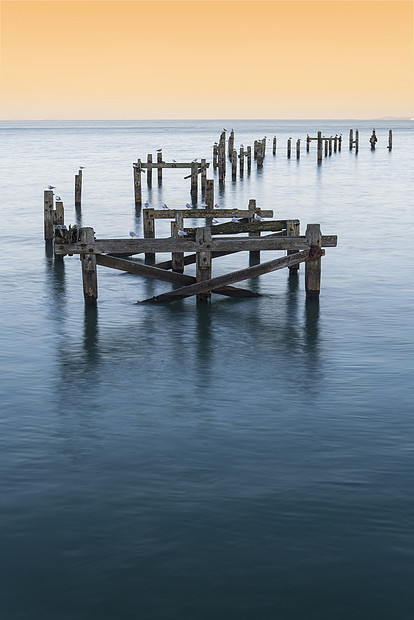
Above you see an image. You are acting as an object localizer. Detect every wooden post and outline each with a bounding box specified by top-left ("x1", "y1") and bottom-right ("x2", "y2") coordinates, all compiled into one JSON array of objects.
[
  {"x1": 228, "y1": 129, "x2": 234, "y2": 159},
  {"x1": 231, "y1": 149, "x2": 237, "y2": 180},
  {"x1": 134, "y1": 160, "x2": 142, "y2": 211},
  {"x1": 370, "y1": 129, "x2": 377, "y2": 150},
  {"x1": 338, "y1": 135, "x2": 342, "y2": 151},
  {"x1": 254, "y1": 140, "x2": 258, "y2": 160},
  {"x1": 296, "y1": 139, "x2": 301, "y2": 159},
  {"x1": 355, "y1": 130, "x2": 359, "y2": 154},
  {"x1": 248, "y1": 199, "x2": 260, "y2": 263},
  {"x1": 287, "y1": 138, "x2": 291, "y2": 159},
  {"x1": 334, "y1": 136, "x2": 338, "y2": 153},
  {"x1": 219, "y1": 132, "x2": 226, "y2": 182},
  {"x1": 191, "y1": 162, "x2": 198, "y2": 197},
  {"x1": 54, "y1": 199, "x2": 64, "y2": 226},
  {"x1": 324, "y1": 139, "x2": 328, "y2": 157},
  {"x1": 247, "y1": 146, "x2": 252, "y2": 172},
  {"x1": 143, "y1": 209, "x2": 155, "y2": 262},
  {"x1": 388, "y1": 130, "x2": 393, "y2": 151},
  {"x1": 75, "y1": 169, "x2": 82, "y2": 207},
  {"x1": 328, "y1": 138, "x2": 332, "y2": 156},
  {"x1": 44, "y1": 190, "x2": 54, "y2": 241},
  {"x1": 171, "y1": 213, "x2": 184, "y2": 273},
  {"x1": 147, "y1": 154, "x2": 153, "y2": 187},
  {"x1": 80, "y1": 227, "x2": 97, "y2": 304},
  {"x1": 273, "y1": 136, "x2": 277, "y2": 155},
  {"x1": 262, "y1": 137, "x2": 266, "y2": 157},
  {"x1": 196, "y1": 227, "x2": 212, "y2": 301},
  {"x1": 305, "y1": 224, "x2": 321, "y2": 298},
  {"x1": 306, "y1": 135, "x2": 310, "y2": 152},
  {"x1": 287, "y1": 220, "x2": 300, "y2": 271},
  {"x1": 349, "y1": 129, "x2": 353, "y2": 149},
  {"x1": 157, "y1": 151, "x2": 163, "y2": 185},
  {"x1": 213, "y1": 143, "x2": 218, "y2": 169},
  {"x1": 205, "y1": 179, "x2": 214, "y2": 210},
  {"x1": 257, "y1": 142, "x2": 264, "y2": 168},
  {"x1": 201, "y1": 158, "x2": 207, "y2": 194},
  {"x1": 239, "y1": 145, "x2": 245, "y2": 176},
  {"x1": 317, "y1": 132, "x2": 323, "y2": 163}
]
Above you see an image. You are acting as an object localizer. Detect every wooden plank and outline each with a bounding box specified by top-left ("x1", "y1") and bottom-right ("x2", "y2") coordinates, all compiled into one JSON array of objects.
[
  {"x1": 144, "y1": 208, "x2": 273, "y2": 220},
  {"x1": 139, "y1": 162, "x2": 210, "y2": 169},
  {"x1": 184, "y1": 220, "x2": 293, "y2": 235},
  {"x1": 141, "y1": 250, "x2": 312, "y2": 303},
  {"x1": 55, "y1": 234, "x2": 337, "y2": 256},
  {"x1": 96, "y1": 253, "x2": 260, "y2": 298}
]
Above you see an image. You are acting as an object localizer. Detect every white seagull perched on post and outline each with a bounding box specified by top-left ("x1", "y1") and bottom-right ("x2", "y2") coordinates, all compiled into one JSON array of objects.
[
  {"x1": 79, "y1": 166, "x2": 85, "y2": 169},
  {"x1": 200, "y1": 202, "x2": 208, "y2": 208},
  {"x1": 185, "y1": 203, "x2": 192, "y2": 208},
  {"x1": 214, "y1": 203, "x2": 220, "y2": 209},
  {"x1": 177, "y1": 229, "x2": 187, "y2": 237},
  {"x1": 212, "y1": 219, "x2": 219, "y2": 225},
  {"x1": 254, "y1": 212, "x2": 262, "y2": 221},
  {"x1": 144, "y1": 202, "x2": 149, "y2": 208},
  {"x1": 162, "y1": 203, "x2": 169, "y2": 209},
  {"x1": 55, "y1": 196, "x2": 61, "y2": 201},
  {"x1": 129, "y1": 231, "x2": 137, "y2": 237},
  {"x1": 47, "y1": 185, "x2": 55, "y2": 190}
]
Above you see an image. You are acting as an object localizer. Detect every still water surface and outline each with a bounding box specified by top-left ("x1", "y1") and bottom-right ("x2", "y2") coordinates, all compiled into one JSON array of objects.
[{"x1": 1, "y1": 120, "x2": 414, "y2": 619}]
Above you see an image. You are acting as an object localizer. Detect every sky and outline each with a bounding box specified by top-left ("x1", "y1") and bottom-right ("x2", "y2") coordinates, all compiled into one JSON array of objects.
[{"x1": 0, "y1": 0, "x2": 413, "y2": 119}]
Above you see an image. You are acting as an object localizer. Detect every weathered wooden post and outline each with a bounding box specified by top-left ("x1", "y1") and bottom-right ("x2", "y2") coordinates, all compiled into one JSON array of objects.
[
  {"x1": 239, "y1": 145, "x2": 245, "y2": 176},
  {"x1": 370, "y1": 129, "x2": 377, "y2": 149},
  {"x1": 306, "y1": 135, "x2": 310, "y2": 152},
  {"x1": 305, "y1": 224, "x2": 322, "y2": 298},
  {"x1": 231, "y1": 149, "x2": 237, "y2": 180},
  {"x1": 171, "y1": 213, "x2": 184, "y2": 273},
  {"x1": 247, "y1": 146, "x2": 252, "y2": 172},
  {"x1": 75, "y1": 169, "x2": 82, "y2": 207},
  {"x1": 201, "y1": 159, "x2": 207, "y2": 194},
  {"x1": 328, "y1": 138, "x2": 332, "y2": 156},
  {"x1": 287, "y1": 220, "x2": 300, "y2": 271},
  {"x1": 317, "y1": 132, "x2": 323, "y2": 163},
  {"x1": 147, "y1": 154, "x2": 153, "y2": 187},
  {"x1": 248, "y1": 199, "x2": 260, "y2": 264},
  {"x1": 338, "y1": 135, "x2": 342, "y2": 151},
  {"x1": 254, "y1": 140, "x2": 258, "y2": 160},
  {"x1": 191, "y1": 162, "x2": 198, "y2": 197},
  {"x1": 157, "y1": 151, "x2": 163, "y2": 185},
  {"x1": 205, "y1": 178, "x2": 214, "y2": 209},
  {"x1": 218, "y1": 132, "x2": 226, "y2": 182},
  {"x1": 143, "y1": 209, "x2": 155, "y2": 262},
  {"x1": 349, "y1": 129, "x2": 354, "y2": 149},
  {"x1": 355, "y1": 130, "x2": 359, "y2": 154},
  {"x1": 273, "y1": 136, "x2": 277, "y2": 155},
  {"x1": 262, "y1": 137, "x2": 266, "y2": 157},
  {"x1": 213, "y1": 143, "x2": 218, "y2": 169},
  {"x1": 296, "y1": 139, "x2": 301, "y2": 159},
  {"x1": 287, "y1": 138, "x2": 292, "y2": 159},
  {"x1": 54, "y1": 199, "x2": 64, "y2": 226},
  {"x1": 196, "y1": 227, "x2": 212, "y2": 301},
  {"x1": 134, "y1": 160, "x2": 142, "y2": 211},
  {"x1": 257, "y1": 142, "x2": 264, "y2": 168},
  {"x1": 334, "y1": 136, "x2": 338, "y2": 153},
  {"x1": 80, "y1": 227, "x2": 98, "y2": 304},
  {"x1": 228, "y1": 129, "x2": 234, "y2": 159},
  {"x1": 324, "y1": 139, "x2": 328, "y2": 157},
  {"x1": 388, "y1": 130, "x2": 393, "y2": 151},
  {"x1": 44, "y1": 190, "x2": 54, "y2": 241}
]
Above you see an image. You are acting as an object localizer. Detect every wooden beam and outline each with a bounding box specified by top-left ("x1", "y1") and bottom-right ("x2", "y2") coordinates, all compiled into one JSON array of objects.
[
  {"x1": 139, "y1": 162, "x2": 210, "y2": 169},
  {"x1": 141, "y1": 250, "x2": 313, "y2": 303},
  {"x1": 143, "y1": 208, "x2": 274, "y2": 220},
  {"x1": 96, "y1": 253, "x2": 260, "y2": 298}
]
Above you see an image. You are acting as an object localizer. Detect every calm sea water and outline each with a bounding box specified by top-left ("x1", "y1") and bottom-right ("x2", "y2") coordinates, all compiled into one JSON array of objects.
[{"x1": 1, "y1": 120, "x2": 414, "y2": 619}]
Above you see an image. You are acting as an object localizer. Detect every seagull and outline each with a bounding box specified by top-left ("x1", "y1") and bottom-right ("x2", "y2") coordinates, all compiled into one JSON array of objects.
[
  {"x1": 254, "y1": 213, "x2": 262, "y2": 221},
  {"x1": 185, "y1": 203, "x2": 192, "y2": 208},
  {"x1": 162, "y1": 203, "x2": 169, "y2": 209},
  {"x1": 172, "y1": 159, "x2": 176, "y2": 163},
  {"x1": 192, "y1": 158, "x2": 198, "y2": 162},
  {"x1": 144, "y1": 202, "x2": 149, "y2": 208},
  {"x1": 47, "y1": 185, "x2": 55, "y2": 190},
  {"x1": 223, "y1": 128, "x2": 227, "y2": 132},
  {"x1": 129, "y1": 231, "x2": 137, "y2": 237},
  {"x1": 200, "y1": 202, "x2": 208, "y2": 208},
  {"x1": 231, "y1": 217, "x2": 241, "y2": 223},
  {"x1": 55, "y1": 196, "x2": 61, "y2": 201},
  {"x1": 156, "y1": 149, "x2": 162, "y2": 152},
  {"x1": 177, "y1": 229, "x2": 187, "y2": 237},
  {"x1": 79, "y1": 166, "x2": 85, "y2": 169},
  {"x1": 240, "y1": 144, "x2": 244, "y2": 148},
  {"x1": 214, "y1": 203, "x2": 220, "y2": 209},
  {"x1": 212, "y1": 219, "x2": 219, "y2": 225}
]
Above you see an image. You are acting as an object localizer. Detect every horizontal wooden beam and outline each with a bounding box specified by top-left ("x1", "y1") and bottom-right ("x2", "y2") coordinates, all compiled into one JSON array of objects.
[
  {"x1": 137, "y1": 162, "x2": 210, "y2": 169},
  {"x1": 144, "y1": 208, "x2": 274, "y2": 220},
  {"x1": 55, "y1": 235, "x2": 337, "y2": 256},
  {"x1": 184, "y1": 220, "x2": 296, "y2": 234},
  {"x1": 96, "y1": 254, "x2": 259, "y2": 298},
  {"x1": 141, "y1": 249, "x2": 314, "y2": 303}
]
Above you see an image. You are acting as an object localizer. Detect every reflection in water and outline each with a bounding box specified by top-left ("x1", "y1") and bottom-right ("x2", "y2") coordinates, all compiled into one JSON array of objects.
[
  {"x1": 83, "y1": 305, "x2": 100, "y2": 365},
  {"x1": 45, "y1": 244, "x2": 66, "y2": 320}
]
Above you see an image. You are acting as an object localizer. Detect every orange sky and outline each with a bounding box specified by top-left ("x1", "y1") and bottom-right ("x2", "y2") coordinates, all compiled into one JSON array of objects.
[{"x1": 0, "y1": 0, "x2": 413, "y2": 119}]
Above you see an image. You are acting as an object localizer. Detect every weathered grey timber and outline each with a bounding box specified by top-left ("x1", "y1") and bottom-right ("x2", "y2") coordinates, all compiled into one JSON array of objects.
[
  {"x1": 143, "y1": 208, "x2": 155, "y2": 262},
  {"x1": 133, "y1": 159, "x2": 143, "y2": 209},
  {"x1": 171, "y1": 212, "x2": 184, "y2": 273},
  {"x1": 355, "y1": 130, "x2": 359, "y2": 154},
  {"x1": 141, "y1": 250, "x2": 314, "y2": 304},
  {"x1": 231, "y1": 150, "x2": 237, "y2": 180},
  {"x1": 287, "y1": 138, "x2": 292, "y2": 159},
  {"x1": 75, "y1": 169, "x2": 82, "y2": 208},
  {"x1": 388, "y1": 130, "x2": 393, "y2": 150},
  {"x1": 55, "y1": 234, "x2": 337, "y2": 256},
  {"x1": 273, "y1": 136, "x2": 277, "y2": 155},
  {"x1": 201, "y1": 159, "x2": 207, "y2": 193},
  {"x1": 317, "y1": 132, "x2": 323, "y2": 163},
  {"x1": 286, "y1": 219, "x2": 300, "y2": 271},
  {"x1": 143, "y1": 207, "x2": 274, "y2": 221},
  {"x1": 349, "y1": 129, "x2": 354, "y2": 149},
  {"x1": 296, "y1": 139, "x2": 301, "y2": 159},
  {"x1": 247, "y1": 146, "x2": 252, "y2": 172},
  {"x1": 44, "y1": 190, "x2": 54, "y2": 241},
  {"x1": 248, "y1": 199, "x2": 260, "y2": 263},
  {"x1": 213, "y1": 143, "x2": 218, "y2": 169},
  {"x1": 190, "y1": 162, "x2": 198, "y2": 196},
  {"x1": 157, "y1": 151, "x2": 163, "y2": 185},
  {"x1": 80, "y1": 227, "x2": 98, "y2": 304},
  {"x1": 96, "y1": 254, "x2": 259, "y2": 298},
  {"x1": 370, "y1": 129, "x2": 377, "y2": 149},
  {"x1": 305, "y1": 224, "x2": 322, "y2": 297},
  {"x1": 228, "y1": 129, "x2": 234, "y2": 159},
  {"x1": 196, "y1": 227, "x2": 212, "y2": 301},
  {"x1": 54, "y1": 200, "x2": 64, "y2": 226},
  {"x1": 239, "y1": 145, "x2": 245, "y2": 176},
  {"x1": 147, "y1": 153, "x2": 153, "y2": 187}
]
